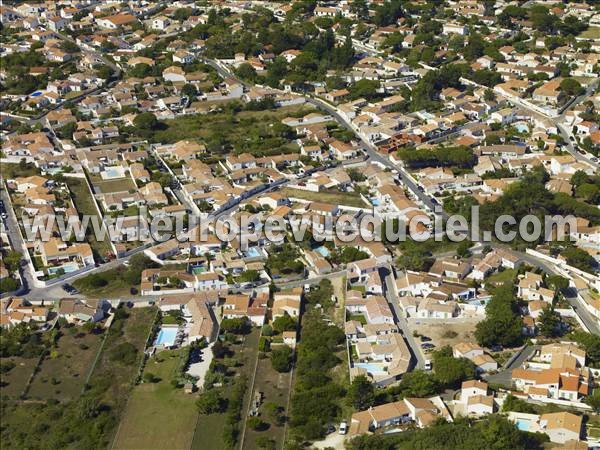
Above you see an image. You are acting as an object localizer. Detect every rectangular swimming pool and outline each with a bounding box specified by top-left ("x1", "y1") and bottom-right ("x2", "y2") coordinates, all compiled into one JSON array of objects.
[
  {"x1": 155, "y1": 327, "x2": 178, "y2": 347},
  {"x1": 354, "y1": 362, "x2": 386, "y2": 373},
  {"x1": 515, "y1": 419, "x2": 530, "y2": 431},
  {"x1": 246, "y1": 247, "x2": 261, "y2": 258}
]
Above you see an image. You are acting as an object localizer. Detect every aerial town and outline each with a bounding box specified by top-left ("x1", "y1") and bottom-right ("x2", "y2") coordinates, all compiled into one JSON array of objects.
[{"x1": 0, "y1": 0, "x2": 599, "y2": 449}]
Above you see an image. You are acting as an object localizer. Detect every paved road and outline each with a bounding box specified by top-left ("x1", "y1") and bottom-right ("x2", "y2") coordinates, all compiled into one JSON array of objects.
[
  {"x1": 0, "y1": 186, "x2": 41, "y2": 293},
  {"x1": 381, "y1": 266, "x2": 427, "y2": 370},
  {"x1": 485, "y1": 345, "x2": 537, "y2": 388},
  {"x1": 514, "y1": 251, "x2": 600, "y2": 335},
  {"x1": 274, "y1": 270, "x2": 347, "y2": 290}
]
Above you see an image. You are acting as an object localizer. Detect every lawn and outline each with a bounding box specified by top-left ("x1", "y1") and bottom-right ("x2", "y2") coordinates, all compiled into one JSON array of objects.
[
  {"x1": 579, "y1": 26, "x2": 600, "y2": 40},
  {"x1": 486, "y1": 268, "x2": 518, "y2": 287},
  {"x1": 27, "y1": 329, "x2": 104, "y2": 401},
  {"x1": 91, "y1": 177, "x2": 137, "y2": 194},
  {"x1": 0, "y1": 356, "x2": 39, "y2": 398},
  {"x1": 113, "y1": 349, "x2": 198, "y2": 450},
  {"x1": 65, "y1": 177, "x2": 114, "y2": 261},
  {"x1": 280, "y1": 187, "x2": 367, "y2": 208},
  {"x1": 348, "y1": 314, "x2": 367, "y2": 325}
]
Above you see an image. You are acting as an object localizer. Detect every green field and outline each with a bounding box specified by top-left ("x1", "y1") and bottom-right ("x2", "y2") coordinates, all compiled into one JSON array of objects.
[
  {"x1": 280, "y1": 187, "x2": 367, "y2": 208},
  {"x1": 27, "y1": 329, "x2": 104, "y2": 401},
  {"x1": 113, "y1": 349, "x2": 198, "y2": 450}
]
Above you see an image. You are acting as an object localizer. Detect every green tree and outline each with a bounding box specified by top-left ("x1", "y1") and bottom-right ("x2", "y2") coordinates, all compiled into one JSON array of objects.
[
  {"x1": 247, "y1": 416, "x2": 265, "y2": 431},
  {"x1": 586, "y1": 389, "x2": 600, "y2": 412},
  {"x1": 347, "y1": 375, "x2": 375, "y2": 411},
  {"x1": 239, "y1": 269, "x2": 260, "y2": 283},
  {"x1": 395, "y1": 370, "x2": 440, "y2": 397},
  {"x1": 475, "y1": 283, "x2": 523, "y2": 348},
  {"x1": 271, "y1": 345, "x2": 293, "y2": 372},
  {"x1": 134, "y1": 112, "x2": 159, "y2": 131},
  {"x1": 349, "y1": 79, "x2": 380, "y2": 100},
  {"x1": 272, "y1": 314, "x2": 297, "y2": 333},
  {"x1": 2, "y1": 251, "x2": 22, "y2": 272},
  {"x1": 456, "y1": 241, "x2": 472, "y2": 258},
  {"x1": 562, "y1": 247, "x2": 596, "y2": 273},
  {"x1": 431, "y1": 346, "x2": 476, "y2": 388},
  {"x1": 220, "y1": 317, "x2": 251, "y2": 334},
  {"x1": 560, "y1": 78, "x2": 584, "y2": 96},
  {"x1": 197, "y1": 389, "x2": 225, "y2": 414},
  {"x1": 546, "y1": 275, "x2": 569, "y2": 291},
  {"x1": 538, "y1": 306, "x2": 560, "y2": 338}
]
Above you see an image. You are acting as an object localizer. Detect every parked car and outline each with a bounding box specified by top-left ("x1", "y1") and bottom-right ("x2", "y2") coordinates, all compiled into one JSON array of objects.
[
  {"x1": 339, "y1": 421, "x2": 348, "y2": 435},
  {"x1": 420, "y1": 336, "x2": 432, "y2": 342}
]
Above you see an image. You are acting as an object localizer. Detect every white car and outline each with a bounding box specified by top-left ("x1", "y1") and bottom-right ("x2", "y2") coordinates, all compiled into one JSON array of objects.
[{"x1": 339, "y1": 421, "x2": 348, "y2": 435}]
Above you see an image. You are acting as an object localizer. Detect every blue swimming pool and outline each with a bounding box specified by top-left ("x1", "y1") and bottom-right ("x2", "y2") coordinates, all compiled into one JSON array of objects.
[
  {"x1": 48, "y1": 262, "x2": 79, "y2": 275},
  {"x1": 370, "y1": 198, "x2": 381, "y2": 206},
  {"x1": 104, "y1": 168, "x2": 123, "y2": 178},
  {"x1": 315, "y1": 246, "x2": 330, "y2": 257},
  {"x1": 515, "y1": 419, "x2": 530, "y2": 431},
  {"x1": 155, "y1": 327, "x2": 178, "y2": 347},
  {"x1": 355, "y1": 362, "x2": 385, "y2": 373},
  {"x1": 246, "y1": 247, "x2": 261, "y2": 258}
]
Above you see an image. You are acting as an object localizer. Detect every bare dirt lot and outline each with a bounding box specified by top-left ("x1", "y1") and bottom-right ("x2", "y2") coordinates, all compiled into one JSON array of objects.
[{"x1": 406, "y1": 317, "x2": 484, "y2": 352}]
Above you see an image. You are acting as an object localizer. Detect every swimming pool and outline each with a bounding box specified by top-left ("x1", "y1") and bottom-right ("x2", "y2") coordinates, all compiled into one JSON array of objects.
[
  {"x1": 246, "y1": 247, "x2": 261, "y2": 258},
  {"x1": 155, "y1": 327, "x2": 178, "y2": 347},
  {"x1": 48, "y1": 262, "x2": 79, "y2": 275},
  {"x1": 370, "y1": 198, "x2": 381, "y2": 206},
  {"x1": 314, "y1": 246, "x2": 330, "y2": 257},
  {"x1": 515, "y1": 419, "x2": 530, "y2": 431},
  {"x1": 101, "y1": 166, "x2": 126, "y2": 180},
  {"x1": 355, "y1": 362, "x2": 386, "y2": 373}
]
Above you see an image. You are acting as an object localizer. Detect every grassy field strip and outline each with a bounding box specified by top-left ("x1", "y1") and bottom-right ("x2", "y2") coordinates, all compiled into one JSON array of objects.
[
  {"x1": 238, "y1": 329, "x2": 263, "y2": 450},
  {"x1": 281, "y1": 353, "x2": 295, "y2": 448},
  {"x1": 82, "y1": 314, "x2": 115, "y2": 392},
  {"x1": 110, "y1": 309, "x2": 159, "y2": 450}
]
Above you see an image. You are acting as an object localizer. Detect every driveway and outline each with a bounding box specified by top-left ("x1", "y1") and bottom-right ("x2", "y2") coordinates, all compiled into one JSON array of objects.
[
  {"x1": 186, "y1": 342, "x2": 214, "y2": 388},
  {"x1": 312, "y1": 431, "x2": 346, "y2": 450}
]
